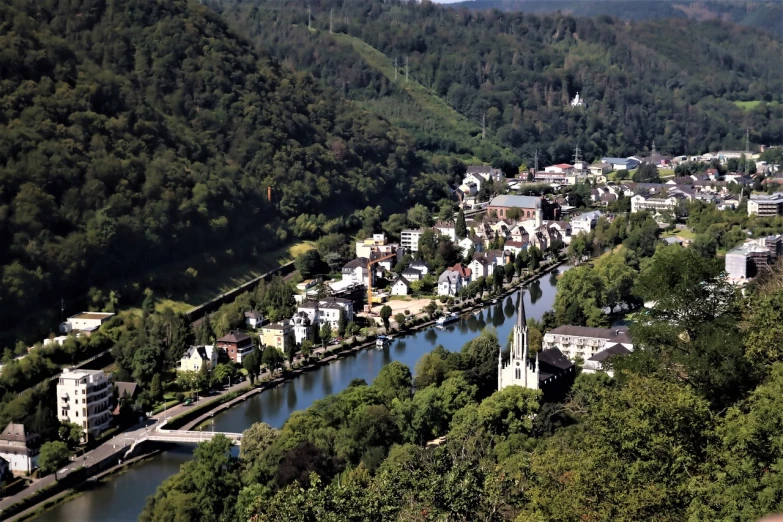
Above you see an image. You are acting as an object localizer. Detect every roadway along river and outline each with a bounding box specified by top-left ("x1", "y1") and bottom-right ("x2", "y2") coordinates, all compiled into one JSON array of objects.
[{"x1": 35, "y1": 267, "x2": 565, "y2": 522}]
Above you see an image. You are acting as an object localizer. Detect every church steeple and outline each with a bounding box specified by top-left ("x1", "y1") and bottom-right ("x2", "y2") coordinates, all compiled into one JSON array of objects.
[{"x1": 517, "y1": 289, "x2": 527, "y2": 330}]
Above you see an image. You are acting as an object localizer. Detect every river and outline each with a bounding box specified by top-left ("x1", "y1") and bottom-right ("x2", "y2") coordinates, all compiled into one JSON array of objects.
[{"x1": 35, "y1": 267, "x2": 564, "y2": 521}]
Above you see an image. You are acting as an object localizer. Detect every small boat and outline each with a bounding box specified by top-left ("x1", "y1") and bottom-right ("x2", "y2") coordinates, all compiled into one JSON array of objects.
[
  {"x1": 435, "y1": 312, "x2": 459, "y2": 327},
  {"x1": 376, "y1": 335, "x2": 391, "y2": 349}
]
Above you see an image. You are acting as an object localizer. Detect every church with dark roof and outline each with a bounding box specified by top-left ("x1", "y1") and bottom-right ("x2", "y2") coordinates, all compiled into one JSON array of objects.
[{"x1": 498, "y1": 290, "x2": 576, "y2": 400}]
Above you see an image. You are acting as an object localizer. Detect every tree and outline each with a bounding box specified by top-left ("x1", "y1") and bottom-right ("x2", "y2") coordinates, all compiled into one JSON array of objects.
[
  {"x1": 262, "y1": 346, "x2": 284, "y2": 372},
  {"x1": 568, "y1": 232, "x2": 590, "y2": 264},
  {"x1": 692, "y1": 234, "x2": 718, "y2": 259},
  {"x1": 379, "y1": 305, "x2": 392, "y2": 331},
  {"x1": 212, "y1": 364, "x2": 234, "y2": 387},
  {"x1": 616, "y1": 169, "x2": 630, "y2": 180},
  {"x1": 528, "y1": 246, "x2": 541, "y2": 270},
  {"x1": 373, "y1": 362, "x2": 413, "y2": 405},
  {"x1": 150, "y1": 373, "x2": 163, "y2": 401},
  {"x1": 58, "y1": 422, "x2": 84, "y2": 448},
  {"x1": 455, "y1": 208, "x2": 467, "y2": 238},
  {"x1": 39, "y1": 441, "x2": 70, "y2": 476},
  {"x1": 284, "y1": 335, "x2": 297, "y2": 366},
  {"x1": 337, "y1": 309, "x2": 348, "y2": 337},
  {"x1": 294, "y1": 250, "x2": 322, "y2": 279},
  {"x1": 632, "y1": 162, "x2": 661, "y2": 183},
  {"x1": 492, "y1": 268, "x2": 504, "y2": 292},
  {"x1": 320, "y1": 323, "x2": 332, "y2": 347},
  {"x1": 394, "y1": 312, "x2": 406, "y2": 327},
  {"x1": 142, "y1": 289, "x2": 156, "y2": 316},
  {"x1": 504, "y1": 262, "x2": 515, "y2": 283},
  {"x1": 506, "y1": 207, "x2": 522, "y2": 220},
  {"x1": 243, "y1": 350, "x2": 261, "y2": 384},
  {"x1": 424, "y1": 300, "x2": 438, "y2": 316},
  {"x1": 301, "y1": 340, "x2": 314, "y2": 359}
]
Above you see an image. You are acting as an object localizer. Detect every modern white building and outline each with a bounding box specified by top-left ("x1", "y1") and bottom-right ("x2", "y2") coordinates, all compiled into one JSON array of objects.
[
  {"x1": 0, "y1": 423, "x2": 40, "y2": 473},
  {"x1": 630, "y1": 194, "x2": 681, "y2": 214},
  {"x1": 401, "y1": 229, "x2": 424, "y2": 253},
  {"x1": 725, "y1": 236, "x2": 783, "y2": 280},
  {"x1": 433, "y1": 221, "x2": 457, "y2": 242},
  {"x1": 542, "y1": 325, "x2": 633, "y2": 362},
  {"x1": 391, "y1": 277, "x2": 410, "y2": 296},
  {"x1": 296, "y1": 298, "x2": 354, "y2": 331},
  {"x1": 748, "y1": 193, "x2": 783, "y2": 217},
  {"x1": 56, "y1": 369, "x2": 112, "y2": 440},
  {"x1": 61, "y1": 312, "x2": 115, "y2": 334}
]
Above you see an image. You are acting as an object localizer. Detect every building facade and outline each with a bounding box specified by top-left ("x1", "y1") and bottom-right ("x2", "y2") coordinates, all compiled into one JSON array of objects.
[
  {"x1": 56, "y1": 370, "x2": 112, "y2": 439},
  {"x1": 178, "y1": 345, "x2": 218, "y2": 372},
  {"x1": 542, "y1": 325, "x2": 633, "y2": 362},
  {"x1": 262, "y1": 322, "x2": 294, "y2": 352},
  {"x1": 725, "y1": 236, "x2": 783, "y2": 280},
  {"x1": 61, "y1": 312, "x2": 115, "y2": 334},
  {"x1": 748, "y1": 193, "x2": 783, "y2": 217},
  {"x1": 216, "y1": 331, "x2": 254, "y2": 364},
  {"x1": 0, "y1": 423, "x2": 40, "y2": 473}
]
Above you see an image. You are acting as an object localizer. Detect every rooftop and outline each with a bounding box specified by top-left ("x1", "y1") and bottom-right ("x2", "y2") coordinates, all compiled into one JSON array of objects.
[
  {"x1": 217, "y1": 331, "x2": 251, "y2": 343},
  {"x1": 588, "y1": 344, "x2": 632, "y2": 363},
  {"x1": 750, "y1": 193, "x2": 783, "y2": 202},
  {"x1": 547, "y1": 325, "x2": 632, "y2": 344},
  {"x1": 69, "y1": 312, "x2": 115, "y2": 321},
  {"x1": 489, "y1": 195, "x2": 541, "y2": 209}
]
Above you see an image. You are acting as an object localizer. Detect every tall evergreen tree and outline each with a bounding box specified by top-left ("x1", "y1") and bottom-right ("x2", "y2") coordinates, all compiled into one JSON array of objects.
[{"x1": 456, "y1": 208, "x2": 467, "y2": 239}]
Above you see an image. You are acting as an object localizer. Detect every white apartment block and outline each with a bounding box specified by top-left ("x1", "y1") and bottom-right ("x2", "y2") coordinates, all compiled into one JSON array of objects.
[
  {"x1": 748, "y1": 193, "x2": 783, "y2": 217},
  {"x1": 630, "y1": 194, "x2": 680, "y2": 214},
  {"x1": 401, "y1": 229, "x2": 424, "y2": 252},
  {"x1": 543, "y1": 325, "x2": 633, "y2": 362},
  {"x1": 57, "y1": 369, "x2": 112, "y2": 440}
]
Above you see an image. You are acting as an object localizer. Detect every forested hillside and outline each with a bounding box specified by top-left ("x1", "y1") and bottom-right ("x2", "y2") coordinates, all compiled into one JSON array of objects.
[
  {"x1": 215, "y1": 0, "x2": 783, "y2": 164},
  {"x1": 452, "y1": 0, "x2": 783, "y2": 38},
  {"x1": 0, "y1": 0, "x2": 454, "y2": 332}
]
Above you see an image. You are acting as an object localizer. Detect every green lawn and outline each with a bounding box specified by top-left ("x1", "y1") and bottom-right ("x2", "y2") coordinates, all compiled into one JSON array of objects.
[
  {"x1": 662, "y1": 228, "x2": 696, "y2": 241},
  {"x1": 733, "y1": 100, "x2": 762, "y2": 110}
]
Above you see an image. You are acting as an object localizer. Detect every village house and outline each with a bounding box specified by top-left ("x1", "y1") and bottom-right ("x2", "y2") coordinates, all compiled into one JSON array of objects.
[
  {"x1": 582, "y1": 344, "x2": 633, "y2": 377},
  {"x1": 402, "y1": 267, "x2": 424, "y2": 281},
  {"x1": 448, "y1": 263, "x2": 472, "y2": 284},
  {"x1": 433, "y1": 221, "x2": 457, "y2": 242},
  {"x1": 296, "y1": 297, "x2": 354, "y2": 331},
  {"x1": 462, "y1": 165, "x2": 505, "y2": 192},
  {"x1": 216, "y1": 330, "x2": 255, "y2": 364},
  {"x1": 571, "y1": 211, "x2": 601, "y2": 236},
  {"x1": 342, "y1": 257, "x2": 371, "y2": 285},
  {"x1": 589, "y1": 162, "x2": 611, "y2": 176},
  {"x1": 244, "y1": 310, "x2": 264, "y2": 330},
  {"x1": 262, "y1": 322, "x2": 294, "y2": 352},
  {"x1": 409, "y1": 260, "x2": 430, "y2": 276},
  {"x1": 458, "y1": 235, "x2": 483, "y2": 257},
  {"x1": 178, "y1": 345, "x2": 218, "y2": 372},
  {"x1": 391, "y1": 276, "x2": 411, "y2": 296},
  {"x1": 60, "y1": 312, "x2": 115, "y2": 334},
  {"x1": 544, "y1": 163, "x2": 575, "y2": 175},
  {"x1": 0, "y1": 423, "x2": 40, "y2": 474},
  {"x1": 437, "y1": 270, "x2": 463, "y2": 296},
  {"x1": 290, "y1": 312, "x2": 312, "y2": 345}
]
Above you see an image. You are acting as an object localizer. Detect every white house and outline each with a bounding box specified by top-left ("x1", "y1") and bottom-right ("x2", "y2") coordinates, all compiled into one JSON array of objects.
[
  {"x1": 61, "y1": 312, "x2": 115, "y2": 334},
  {"x1": 409, "y1": 260, "x2": 430, "y2": 275},
  {"x1": 433, "y1": 221, "x2": 457, "y2": 242},
  {"x1": 178, "y1": 345, "x2": 218, "y2": 372},
  {"x1": 544, "y1": 163, "x2": 575, "y2": 175},
  {"x1": 582, "y1": 344, "x2": 633, "y2": 377},
  {"x1": 342, "y1": 258, "x2": 370, "y2": 285},
  {"x1": 630, "y1": 194, "x2": 681, "y2": 214},
  {"x1": 543, "y1": 325, "x2": 633, "y2": 362},
  {"x1": 290, "y1": 312, "x2": 313, "y2": 345},
  {"x1": 458, "y1": 235, "x2": 483, "y2": 257},
  {"x1": 0, "y1": 424, "x2": 40, "y2": 474},
  {"x1": 570, "y1": 211, "x2": 601, "y2": 236},
  {"x1": 244, "y1": 310, "x2": 264, "y2": 330},
  {"x1": 296, "y1": 298, "x2": 354, "y2": 331},
  {"x1": 391, "y1": 277, "x2": 411, "y2": 296},
  {"x1": 437, "y1": 270, "x2": 463, "y2": 296}
]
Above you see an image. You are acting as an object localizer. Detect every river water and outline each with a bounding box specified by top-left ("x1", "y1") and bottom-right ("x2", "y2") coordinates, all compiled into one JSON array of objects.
[{"x1": 35, "y1": 268, "x2": 564, "y2": 521}]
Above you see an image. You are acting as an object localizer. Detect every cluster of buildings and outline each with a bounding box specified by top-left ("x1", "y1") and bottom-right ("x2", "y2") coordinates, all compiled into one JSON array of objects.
[{"x1": 498, "y1": 291, "x2": 635, "y2": 399}]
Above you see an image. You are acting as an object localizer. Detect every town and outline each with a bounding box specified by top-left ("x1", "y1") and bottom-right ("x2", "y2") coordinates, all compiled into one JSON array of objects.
[{"x1": 1, "y1": 140, "x2": 781, "y2": 518}]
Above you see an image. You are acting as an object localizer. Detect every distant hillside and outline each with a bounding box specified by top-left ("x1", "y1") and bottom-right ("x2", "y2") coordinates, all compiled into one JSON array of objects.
[
  {"x1": 215, "y1": 0, "x2": 782, "y2": 164},
  {"x1": 448, "y1": 1, "x2": 783, "y2": 37},
  {"x1": 0, "y1": 0, "x2": 453, "y2": 332}
]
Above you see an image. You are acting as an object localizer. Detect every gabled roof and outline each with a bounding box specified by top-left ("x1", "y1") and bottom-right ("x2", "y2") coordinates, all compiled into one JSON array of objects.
[
  {"x1": 489, "y1": 195, "x2": 541, "y2": 209},
  {"x1": 588, "y1": 344, "x2": 632, "y2": 362},
  {"x1": 217, "y1": 331, "x2": 251, "y2": 344},
  {"x1": 115, "y1": 381, "x2": 139, "y2": 398},
  {"x1": 537, "y1": 347, "x2": 574, "y2": 371},
  {"x1": 343, "y1": 257, "x2": 369, "y2": 269},
  {"x1": 245, "y1": 310, "x2": 264, "y2": 320},
  {"x1": 394, "y1": 276, "x2": 411, "y2": 288},
  {"x1": 438, "y1": 270, "x2": 462, "y2": 283},
  {"x1": 448, "y1": 263, "x2": 472, "y2": 279},
  {"x1": 547, "y1": 325, "x2": 632, "y2": 345},
  {"x1": 0, "y1": 423, "x2": 39, "y2": 446}
]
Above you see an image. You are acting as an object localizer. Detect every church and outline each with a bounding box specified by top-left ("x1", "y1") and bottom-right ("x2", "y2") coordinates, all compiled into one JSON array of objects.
[{"x1": 498, "y1": 291, "x2": 575, "y2": 401}]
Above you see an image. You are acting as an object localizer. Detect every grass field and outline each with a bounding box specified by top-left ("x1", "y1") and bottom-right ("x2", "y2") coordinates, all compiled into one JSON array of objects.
[
  {"x1": 734, "y1": 100, "x2": 762, "y2": 110},
  {"x1": 662, "y1": 228, "x2": 696, "y2": 241}
]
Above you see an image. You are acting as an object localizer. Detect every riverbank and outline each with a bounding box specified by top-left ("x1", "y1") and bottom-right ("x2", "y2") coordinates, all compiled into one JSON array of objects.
[
  {"x1": 19, "y1": 259, "x2": 566, "y2": 521},
  {"x1": 7, "y1": 448, "x2": 165, "y2": 522},
  {"x1": 176, "y1": 257, "x2": 565, "y2": 433}
]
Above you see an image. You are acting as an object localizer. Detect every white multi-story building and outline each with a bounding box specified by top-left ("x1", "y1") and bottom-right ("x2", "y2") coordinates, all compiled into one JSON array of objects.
[
  {"x1": 630, "y1": 194, "x2": 681, "y2": 214},
  {"x1": 296, "y1": 298, "x2": 354, "y2": 331},
  {"x1": 57, "y1": 370, "x2": 112, "y2": 440},
  {"x1": 437, "y1": 270, "x2": 463, "y2": 296},
  {"x1": 434, "y1": 221, "x2": 457, "y2": 242},
  {"x1": 748, "y1": 193, "x2": 783, "y2": 217},
  {"x1": 401, "y1": 229, "x2": 424, "y2": 253},
  {"x1": 543, "y1": 325, "x2": 633, "y2": 362},
  {"x1": 0, "y1": 423, "x2": 40, "y2": 473}
]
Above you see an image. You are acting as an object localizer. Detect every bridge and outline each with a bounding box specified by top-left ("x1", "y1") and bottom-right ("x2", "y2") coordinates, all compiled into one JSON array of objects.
[{"x1": 123, "y1": 422, "x2": 242, "y2": 457}]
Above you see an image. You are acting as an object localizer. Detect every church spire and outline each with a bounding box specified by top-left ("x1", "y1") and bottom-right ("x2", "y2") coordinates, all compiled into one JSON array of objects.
[{"x1": 517, "y1": 289, "x2": 527, "y2": 330}]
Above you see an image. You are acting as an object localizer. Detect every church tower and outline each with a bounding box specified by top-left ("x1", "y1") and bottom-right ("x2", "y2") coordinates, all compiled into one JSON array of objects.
[{"x1": 498, "y1": 290, "x2": 539, "y2": 391}]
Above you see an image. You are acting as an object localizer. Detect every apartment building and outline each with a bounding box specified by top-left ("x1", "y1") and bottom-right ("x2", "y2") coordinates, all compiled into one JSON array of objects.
[
  {"x1": 401, "y1": 229, "x2": 424, "y2": 252},
  {"x1": 57, "y1": 369, "x2": 112, "y2": 440},
  {"x1": 725, "y1": 235, "x2": 783, "y2": 280},
  {"x1": 748, "y1": 193, "x2": 783, "y2": 217}
]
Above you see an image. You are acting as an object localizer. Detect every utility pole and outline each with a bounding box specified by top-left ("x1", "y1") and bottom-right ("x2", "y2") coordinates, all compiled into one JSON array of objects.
[
  {"x1": 482, "y1": 113, "x2": 486, "y2": 140},
  {"x1": 405, "y1": 56, "x2": 409, "y2": 83},
  {"x1": 329, "y1": 8, "x2": 333, "y2": 34},
  {"x1": 572, "y1": 144, "x2": 581, "y2": 165},
  {"x1": 394, "y1": 57, "x2": 398, "y2": 80},
  {"x1": 745, "y1": 127, "x2": 750, "y2": 174},
  {"x1": 651, "y1": 140, "x2": 657, "y2": 160}
]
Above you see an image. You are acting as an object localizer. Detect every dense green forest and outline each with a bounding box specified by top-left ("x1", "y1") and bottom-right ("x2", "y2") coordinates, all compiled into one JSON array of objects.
[
  {"x1": 214, "y1": 0, "x2": 783, "y2": 166},
  {"x1": 451, "y1": 0, "x2": 783, "y2": 38},
  {"x1": 140, "y1": 244, "x2": 783, "y2": 521},
  {"x1": 0, "y1": 0, "x2": 457, "y2": 334}
]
